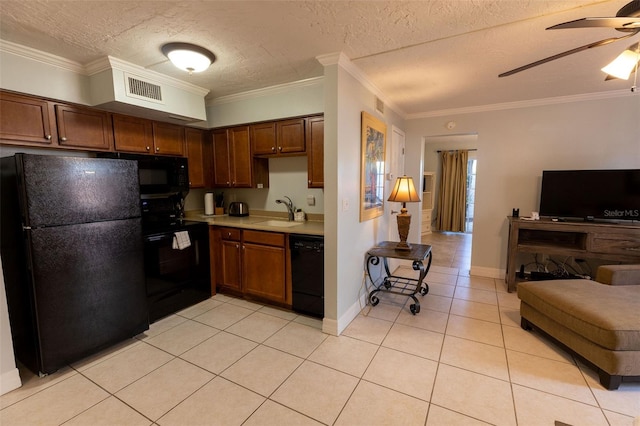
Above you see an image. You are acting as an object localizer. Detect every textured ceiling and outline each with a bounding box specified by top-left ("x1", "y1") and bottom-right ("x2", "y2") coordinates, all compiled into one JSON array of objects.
[{"x1": 1, "y1": 1, "x2": 638, "y2": 116}]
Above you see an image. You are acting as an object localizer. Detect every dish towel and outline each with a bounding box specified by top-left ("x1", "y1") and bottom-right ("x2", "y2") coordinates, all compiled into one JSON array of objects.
[{"x1": 172, "y1": 231, "x2": 191, "y2": 250}]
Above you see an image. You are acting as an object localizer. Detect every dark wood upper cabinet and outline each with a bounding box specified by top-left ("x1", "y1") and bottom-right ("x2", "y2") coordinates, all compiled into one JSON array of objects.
[
  {"x1": 306, "y1": 116, "x2": 324, "y2": 188},
  {"x1": 211, "y1": 127, "x2": 268, "y2": 189},
  {"x1": 251, "y1": 118, "x2": 305, "y2": 157},
  {"x1": 212, "y1": 129, "x2": 232, "y2": 187},
  {"x1": 152, "y1": 122, "x2": 185, "y2": 156},
  {"x1": 112, "y1": 114, "x2": 154, "y2": 154},
  {"x1": 112, "y1": 115, "x2": 185, "y2": 156},
  {"x1": 277, "y1": 118, "x2": 305, "y2": 154},
  {"x1": 0, "y1": 91, "x2": 57, "y2": 146},
  {"x1": 228, "y1": 126, "x2": 252, "y2": 187},
  {"x1": 185, "y1": 127, "x2": 207, "y2": 188},
  {"x1": 250, "y1": 122, "x2": 277, "y2": 155},
  {"x1": 55, "y1": 104, "x2": 113, "y2": 151}
]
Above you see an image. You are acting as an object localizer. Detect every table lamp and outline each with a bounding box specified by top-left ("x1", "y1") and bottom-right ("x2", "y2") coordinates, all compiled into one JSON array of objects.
[{"x1": 388, "y1": 175, "x2": 421, "y2": 250}]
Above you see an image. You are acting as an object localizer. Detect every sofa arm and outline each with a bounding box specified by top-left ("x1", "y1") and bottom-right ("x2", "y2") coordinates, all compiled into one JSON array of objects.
[{"x1": 595, "y1": 264, "x2": 640, "y2": 286}]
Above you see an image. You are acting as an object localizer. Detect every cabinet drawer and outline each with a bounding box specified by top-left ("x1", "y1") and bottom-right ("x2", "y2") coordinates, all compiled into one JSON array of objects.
[
  {"x1": 219, "y1": 227, "x2": 241, "y2": 241},
  {"x1": 590, "y1": 232, "x2": 640, "y2": 256},
  {"x1": 243, "y1": 230, "x2": 284, "y2": 247}
]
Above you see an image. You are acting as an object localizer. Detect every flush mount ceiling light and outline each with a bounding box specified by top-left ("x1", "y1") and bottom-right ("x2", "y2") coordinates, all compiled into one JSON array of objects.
[{"x1": 161, "y1": 42, "x2": 216, "y2": 74}]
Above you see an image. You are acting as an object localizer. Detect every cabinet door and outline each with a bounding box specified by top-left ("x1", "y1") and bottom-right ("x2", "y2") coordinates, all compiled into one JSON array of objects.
[
  {"x1": 229, "y1": 126, "x2": 252, "y2": 187},
  {"x1": 55, "y1": 104, "x2": 113, "y2": 150},
  {"x1": 212, "y1": 129, "x2": 231, "y2": 187},
  {"x1": 242, "y1": 242, "x2": 286, "y2": 303},
  {"x1": 220, "y1": 240, "x2": 242, "y2": 291},
  {"x1": 277, "y1": 118, "x2": 305, "y2": 154},
  {"x1": 306, "y1": 116, "x2": 324, "y2": 188},
  {"x1": 112, "y1": 114, "x2": 154, "y2": 153},
  {"x1": 250, "y1": 122, "x2": 277, "y2": 155},
  {"x1": 0, "y1": 91, "x2": 57, "y2": 145},
  {"x1": 213, "y1": 227, "x2": 242, "y2": 292},
  {"x1": 152, "y1": 122, "x2": 185, "y2": 156},
  {"x1": 185, "y1": 128, "x2": 205, "y2": 188}
]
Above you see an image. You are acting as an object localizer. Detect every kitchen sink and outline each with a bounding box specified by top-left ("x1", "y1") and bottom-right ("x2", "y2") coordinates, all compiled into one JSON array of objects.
[{"x1": 255, "y1": 220, "x2": 303, "y2": 228}]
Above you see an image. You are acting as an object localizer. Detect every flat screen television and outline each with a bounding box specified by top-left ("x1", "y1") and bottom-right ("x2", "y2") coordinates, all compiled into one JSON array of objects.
[{"x1": 539, "y1": 169, "x2": 640, "y2": 222}]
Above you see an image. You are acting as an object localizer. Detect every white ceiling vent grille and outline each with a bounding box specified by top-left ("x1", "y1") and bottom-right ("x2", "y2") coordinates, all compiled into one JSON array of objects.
[
  {"x1": 375, "y1": 96, "x2": 384, "y2": 114},
  {"x1": 125, "y1": 74, "x2": 163, "y2": 104}
]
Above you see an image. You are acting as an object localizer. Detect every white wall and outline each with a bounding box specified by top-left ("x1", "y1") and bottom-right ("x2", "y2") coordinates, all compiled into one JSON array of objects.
[
  {"x1": 321, "y1": 54, "x2": 406, "y2": 334},
  {"x1": 0, "y1": 48, "x2": 91, "y2": 105},
  {"x1": 0, "y1": 260, "x2": 21, "y2": 395},
  {"x1": 405, "y1": 94, "x2": 640, "y2": 281},
  {"x1": 206, "y1": 78, "x2": 324, "y2": 128}
]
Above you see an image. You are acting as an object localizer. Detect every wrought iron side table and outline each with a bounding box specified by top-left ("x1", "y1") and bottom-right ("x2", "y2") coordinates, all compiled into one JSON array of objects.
[{"x1": 365, "y1": 241, "x2": 432, "y2": 314}]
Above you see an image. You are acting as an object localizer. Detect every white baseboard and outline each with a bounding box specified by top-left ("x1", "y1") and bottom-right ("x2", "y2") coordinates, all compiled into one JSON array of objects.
[
  {"x1": 470, "y1": 266, "x2": 505, "y2": 280},
  {"x1": 322, "y1": 293, "x2": 367, "y2": 336},
  {"x1": 0, "y1": 367, "x2": 21, "y2": 395}
]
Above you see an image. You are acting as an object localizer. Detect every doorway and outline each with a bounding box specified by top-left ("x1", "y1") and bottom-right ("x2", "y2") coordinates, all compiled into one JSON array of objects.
[
  {"x1": 465, "y1": 154, "x2": 477, "y2": 233},
  {"x1": 422, "y1": 134, "x2": 478, "y2": 271}
]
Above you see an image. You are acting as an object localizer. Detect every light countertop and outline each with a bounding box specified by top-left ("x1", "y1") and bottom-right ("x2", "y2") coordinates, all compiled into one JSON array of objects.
[{"x1": 185, "y1": 210, "x2": 324, "y2": 236}]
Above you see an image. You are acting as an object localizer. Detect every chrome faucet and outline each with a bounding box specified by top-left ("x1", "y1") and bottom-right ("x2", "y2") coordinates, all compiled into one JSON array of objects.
[{"x1": 276, "y1": 196, "x2": 295, "y2": 221}]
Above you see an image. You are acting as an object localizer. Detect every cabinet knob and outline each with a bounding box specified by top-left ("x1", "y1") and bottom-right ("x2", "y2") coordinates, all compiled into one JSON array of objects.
[
  {"x1": 226, "y1": 181, "x2": 230, "y2": 185},
  {"x1": 60, "y1": 136, "x2": 67, "y2": 142},
  {"x1": 271, "y1": 147, "x2": 276, "y2": 152},
  {"x1": 236, "y1": 244, "x2": 240, "y2": 249},
  {"x1": 278, "y1": 146, "x2": 282, "y2": 152},
  {"x1": 308, "y1": 179, "x2": 311, "y2": 184},
  {"x1": 146, "y1": 146, "x2": 151, "y2": 151},
  {"x1": 155, "y1": 147, "x2": 160, "y2": 152},
  {"x1": 46, "y1": 135, "x2": 52, "y2": 140}
]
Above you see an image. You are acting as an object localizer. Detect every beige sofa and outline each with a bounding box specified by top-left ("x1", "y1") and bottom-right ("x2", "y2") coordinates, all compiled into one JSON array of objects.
[{"x1": 517, "y1": 265, "x2": 640, "y2": 390}]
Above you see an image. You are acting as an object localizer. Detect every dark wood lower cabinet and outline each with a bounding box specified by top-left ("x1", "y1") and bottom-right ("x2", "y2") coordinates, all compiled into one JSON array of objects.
[
  {"x1": 242, "y1": 231, "x2": 287, "y2": 304},
  {"x1": 211, "y1": 226, "x2": 289, "y2": 306}
]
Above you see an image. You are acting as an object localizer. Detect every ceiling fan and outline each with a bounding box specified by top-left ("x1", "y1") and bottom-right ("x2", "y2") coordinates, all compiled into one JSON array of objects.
[{"x1": 499, "y1": 0, "x2": 640, "y2": 80}]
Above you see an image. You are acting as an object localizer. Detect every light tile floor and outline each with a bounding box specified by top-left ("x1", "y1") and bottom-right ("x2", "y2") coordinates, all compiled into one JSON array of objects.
[
  {"x1": 421, "y1": 230, "x2": 472, "y2": 271},
  {"x1": 2, "y1": 267, "x2": 639, "y2": 425}
]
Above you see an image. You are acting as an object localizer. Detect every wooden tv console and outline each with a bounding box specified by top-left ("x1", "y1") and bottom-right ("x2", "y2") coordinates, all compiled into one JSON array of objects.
[{"x1": 506, "y1": 217, "x2": 640, "y2": 292}]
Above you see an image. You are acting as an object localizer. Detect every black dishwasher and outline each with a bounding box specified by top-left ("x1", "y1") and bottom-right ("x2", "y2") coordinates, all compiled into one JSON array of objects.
[{"x1": 290, "y1": 234, "x2": 324, "y2": 318}]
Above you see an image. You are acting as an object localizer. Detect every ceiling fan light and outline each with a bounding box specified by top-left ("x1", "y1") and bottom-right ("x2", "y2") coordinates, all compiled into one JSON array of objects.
[
  {"x1": 601, "y1": 49, "x2": 639, "y2": 80},
  {"x1": 161, "y1": 42, "x2": 216, "y2": 73}
]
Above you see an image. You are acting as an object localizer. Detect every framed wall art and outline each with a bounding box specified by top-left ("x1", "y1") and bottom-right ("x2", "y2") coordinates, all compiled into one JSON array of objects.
[{"x1": 360, "y1": 111, "x2": 387, "y2": 222}]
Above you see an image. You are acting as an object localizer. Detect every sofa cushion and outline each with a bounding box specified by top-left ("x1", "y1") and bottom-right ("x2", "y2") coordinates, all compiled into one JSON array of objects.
[
  {"x1": 595, "y1": 264, "x2": 640, "y2": 286},
  {"x1": 518, "y1": 279, "x2": 640, "y2": 351}
]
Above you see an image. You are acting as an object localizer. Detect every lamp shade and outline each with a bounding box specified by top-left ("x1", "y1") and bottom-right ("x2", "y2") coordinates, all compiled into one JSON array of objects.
[
  {"x1": 161, "y1": 42, "x2": 216, "y2": 73},
  {"x1": 388, "y1": 176, "x2": 421, "y2": 204},
  {"x1": 602, "y1": 42, "x2": 640, "y2": 80}
]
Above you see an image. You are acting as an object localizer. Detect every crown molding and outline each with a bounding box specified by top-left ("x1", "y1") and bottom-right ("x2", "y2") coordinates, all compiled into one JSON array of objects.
[
  {"x1": 0, "y1": 39, "x2": 85, "y2": 74},
  {"x1": 407, "y1": 89, "x2": 637, "y2": 119},
  {"x1": 208, "y1": 76, "x2": 324, "y2": 106},
  {"x1": 1, "y1": 40, "x2": 209, "y2": 97},
  {"x1": 316, "y1": 51, "x2": 406, "y2": 118}
]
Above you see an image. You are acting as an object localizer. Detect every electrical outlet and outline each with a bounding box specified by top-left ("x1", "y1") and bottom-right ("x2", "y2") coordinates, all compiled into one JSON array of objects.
[{"x1": 307, "y1": 195, "x2": 315, "y2": 206}]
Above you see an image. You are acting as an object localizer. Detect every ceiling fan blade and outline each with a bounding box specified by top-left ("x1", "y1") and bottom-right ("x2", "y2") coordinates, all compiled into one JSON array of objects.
[
  {"x1": 548, "y1": 17, "x2": 640, "y2": 30},
  {"x1": 499, "y1": 31, "x2": 639, "y2": 77}
]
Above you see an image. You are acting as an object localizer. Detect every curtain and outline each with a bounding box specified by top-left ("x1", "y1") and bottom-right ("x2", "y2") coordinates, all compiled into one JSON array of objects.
[{"x1": 436, "y1": 150, "x2": 468, "y2": 232}]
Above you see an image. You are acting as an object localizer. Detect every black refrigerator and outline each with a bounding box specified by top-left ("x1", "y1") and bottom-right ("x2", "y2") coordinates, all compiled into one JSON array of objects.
[{"x1": 0, "y1": 154, "x2": 149, "y2": 375}]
